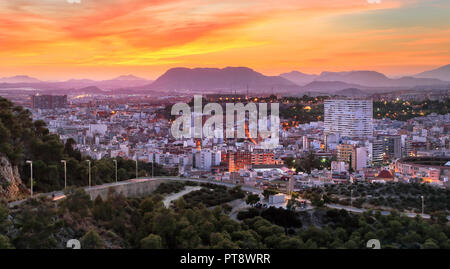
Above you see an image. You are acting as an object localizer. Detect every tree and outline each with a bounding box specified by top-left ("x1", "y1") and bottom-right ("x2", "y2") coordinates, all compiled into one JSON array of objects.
[
  {"x1": 262, "y1": 189, "x2": 278, "y2": 199},
  {"x1": 344, "y1": 239, "x2": 358, "y2": 249},
  {"x1": 153, "y1": 210, "x2": 177, "y2": 248},
  {"x1": 141, "y1": 234, "x2": 163, "y2": 249},
  {"x1": 279, "y1": 238, "x2": 304, "y2": 249},
  {"x1": 261, "y1": 207, "x2": 302, "y2": 234},
  {"x1": 0, "y1": 234, "x2": 13, "y2": 249},
  {"x1": 298, "y1": 151, "x2": 321, "y2": 174},
  {"x1": 13, "y1": 199, "x2": 60, "y2": 249},
  {"x1": 422, "y1": 238, "x2": 439, "y2": 249},
  {"x1": 246, "y1": 194, "x2": 260, "y2": 206},
  {"x1": 0, "y1": 204, "x2": 9, "y2": 233},
  {"x1": 81, "y1": 230, "x2": 105, "y2": 249}
]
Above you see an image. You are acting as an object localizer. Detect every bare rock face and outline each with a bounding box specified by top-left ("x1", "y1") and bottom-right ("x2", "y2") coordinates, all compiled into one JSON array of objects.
[{"x1": 0, "y1": 155, "x2": 28, "y2": 201}]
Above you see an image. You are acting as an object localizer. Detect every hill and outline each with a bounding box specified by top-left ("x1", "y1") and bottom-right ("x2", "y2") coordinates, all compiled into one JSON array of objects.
[
  {"x1": 301, "y1": 81, "x2": 364, "y2": 92},
  {"x1": 0, "y1": 75, "x2": 41, "y2": 83},
  {"x1": 279, "y1": 71, "x2": 317, "y2": 86},
  {"x1": 315, "y1": 71, "x2": 445, "y2": 87},
  {"x1": 334, "y1": 88, "x2": 369, "y2": 97},
  {"x1": 145, "y1": 67, "x2": 297, "y2": 93},
  {"x1": 415, "y1": 64, "x2": 450, "y2": 81}
]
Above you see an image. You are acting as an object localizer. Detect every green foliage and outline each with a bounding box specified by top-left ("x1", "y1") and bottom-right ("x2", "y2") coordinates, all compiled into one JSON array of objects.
[
  {"x1": 373, "y1": 99, "x2": 449, "y2": 121},
  {"x1": 140, "y1": 234, "x2": 162, "y2": 249},
  {"x1": 12, "y1": 198, "x2": 60, "y2": 249},
  {"x1": 154, "y1": 181, "x2": 188, "y2": 195},
  {"x1": 60, "y1": 188, "x2": 93, "y2": 218},
  {"x1": 183, "y1": 184, "x2": 245, "y2": 208},
  {"x1": 0, "y1": 234, "x2": 13, "y2": 249},
  {"x1": 262, "y1": 189, "x2": 278, "y2": 199},
  {"x1": 0, "y1": 204, "x2": 9, "y2": 233},
  {"x1": 81, "y1": 230, "x2": 105, "y2": 249},
  {"x1": 279, "y1": 96, "x2": 327, "y2": 124},
  {"x1": 245, "y1": 194, "x2": 260, "y2": 206},
  {"x1": 2, "y1": 182, "x2": 449, "y2": 249},
  {"x1": 308, "y1": 182, "x2": 450, "y2": 214}
]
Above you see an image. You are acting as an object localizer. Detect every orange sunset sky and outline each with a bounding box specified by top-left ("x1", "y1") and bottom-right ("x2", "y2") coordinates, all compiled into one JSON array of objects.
[{"x1": 0, "y1": 0, "x2": 449, "y2": 80}]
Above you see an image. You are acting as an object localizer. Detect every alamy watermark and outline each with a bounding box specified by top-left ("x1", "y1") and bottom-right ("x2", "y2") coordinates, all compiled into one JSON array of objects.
[{"x1": 170, "y1": 95, "x2": 280, "y2": 149}]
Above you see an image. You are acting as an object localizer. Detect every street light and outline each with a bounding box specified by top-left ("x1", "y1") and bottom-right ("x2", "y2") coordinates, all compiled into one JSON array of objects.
[
  {"x1": 26, "y1": 160, "x2": 33, "y2": 197},
  {"x1": 421, "y1": 195, "x2": 424, "y2": 215},
  {"x1": 350, "y1": 189, "x2": 353, "y2": 208},
  {"x1": 86, "y1": 160, "x2": 91, "y2": 187},
  {"x1": 113, "y1": 159, "x2": 118, "y2": 183},
  {"x1": 135, "y1": 155, "x2": 138, "y2": 179},
  {"x1": 61, "y1": 160, "x2": 67, "y2": 189},
  {"x1": 151, "y1": 154, "x2": 154, "y2": 178}
]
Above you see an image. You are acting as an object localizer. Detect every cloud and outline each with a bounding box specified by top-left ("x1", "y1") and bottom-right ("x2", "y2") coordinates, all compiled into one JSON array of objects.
[{"x1": 0, "y1": 0, "x2": 447, "y2": 78}]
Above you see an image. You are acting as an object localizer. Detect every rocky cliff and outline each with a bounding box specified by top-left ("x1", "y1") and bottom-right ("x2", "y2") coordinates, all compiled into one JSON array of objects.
[{"x1": 0, "y1": 155, "x2": 28, "y2": 201}]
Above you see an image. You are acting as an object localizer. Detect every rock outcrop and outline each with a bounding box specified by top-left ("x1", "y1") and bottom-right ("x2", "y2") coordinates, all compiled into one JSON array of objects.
[{"x1": 0, "y1": 155, "x2": 28, "y2": 201}]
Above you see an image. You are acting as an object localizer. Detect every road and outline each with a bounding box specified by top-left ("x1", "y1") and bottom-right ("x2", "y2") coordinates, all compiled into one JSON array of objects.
[
  {"x1": 162, "y1": 186, "x2": 202, "y2": 208},
  {"x1": 153, "y1": 176, "x2": 263, "y2": 194},
  {"x1": 7, "y1": 177, "x2": 449, "y2": 221},
  {"x1": 325, "y1": 203, "x2": 437, "y2": 219},
  {"x1": 8, "y1": 176, "x2": 262, "y2": 208}
]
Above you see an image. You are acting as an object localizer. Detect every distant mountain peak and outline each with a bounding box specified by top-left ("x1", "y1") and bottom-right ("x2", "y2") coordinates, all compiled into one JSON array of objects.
[
  {"x1": 279, "y1": 71, "x2": 318, "y2": 86},
  {"x1": 0, "y1": 75, "x2": 41, "y2": 83},
  {"x1": 318, "y1": 70, "x2": 388, "y2": 79},
  {"x1": 113, "y1": 75, "x2": 146, "y2": 81},
  {"x1": 147, "y1": 66, "x2": 296, "y2": 92},
  {"x1": 415, "y1": 64, "x2": 450, "y2": 81}
]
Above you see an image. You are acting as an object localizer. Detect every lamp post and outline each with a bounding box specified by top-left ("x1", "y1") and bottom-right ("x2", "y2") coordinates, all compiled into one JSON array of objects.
[
  {"x1": 61, "y1": 160, "x2": 67, "y2": 189},
  {"x1": 135, "y1": 155, "x2": 138, "y2": 179},
  {"x1": 26, "y1": 160, "x2": 33, "y2": 197},
  {"x1": 421, "y1": 195, "x2": 424, "y2": 215},
  {"x1": 113, "y1": 159, "x2": 118, "y2": 183},
  {"x1": 86, "y1": 160, "x2": 91, "y2": 187},
  {"x1": 350, "y1": 189, "x2": 353, "y2": 208}
]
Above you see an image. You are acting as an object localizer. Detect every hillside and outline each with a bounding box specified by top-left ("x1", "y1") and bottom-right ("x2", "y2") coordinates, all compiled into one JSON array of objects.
[
  {"x1": 146, "y1": 67, "x2": 298, "y2": 92},
  {"x1": 279, "y1": 71, "x2": 318, "y2": 86},
  {"x1": 315, "y1": 71, "x2": 445, "y2": 87},
  {"x1": 415, "y1": 64, "x2": 450, "y2": 81},
  {"x1": 0, "y1": 75, "x2": 41, "y2": 83}
]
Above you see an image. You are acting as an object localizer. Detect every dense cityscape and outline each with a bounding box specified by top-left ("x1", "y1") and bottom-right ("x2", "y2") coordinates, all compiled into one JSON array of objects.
[
  {"x1": 26, "y1": 93, "x2": 450, "y2": 190},
  {"x1": 0, "y1": 86, "x2": 448, "y2": 250}
]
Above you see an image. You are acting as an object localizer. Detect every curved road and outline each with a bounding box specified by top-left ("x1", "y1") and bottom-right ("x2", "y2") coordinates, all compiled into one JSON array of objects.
[
  {"x1": 8, "y1": 177, "x2": 449, "y2": 221},
  {"x1": 8, "y1": 176, "x2": 261, "y2": 208}
]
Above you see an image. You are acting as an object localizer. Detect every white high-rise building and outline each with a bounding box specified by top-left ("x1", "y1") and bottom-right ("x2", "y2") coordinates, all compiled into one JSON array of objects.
[
  {"x1": 193, "y1": 149, "x2": 221, "y2": 171},
  {"x1": 324, "y1": 99, "x2": 373, "y2": 138}
]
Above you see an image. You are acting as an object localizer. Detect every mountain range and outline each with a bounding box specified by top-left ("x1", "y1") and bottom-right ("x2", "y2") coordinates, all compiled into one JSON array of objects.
[
  {"x1": 145, "y1": 67, "x2": 296, "y2": 92},
  {"x1": 0, "y1": 75, "x2": 152, "y2": 92},
  {"x1": 0, "y1": 75, "x2": 41, "y2": 83},
  {"x1": 414, "y1": 64, "x2": 450, "y2": 81},
  {"x1": 0, "y1": 64, "x2": 449, "y2": 95}
]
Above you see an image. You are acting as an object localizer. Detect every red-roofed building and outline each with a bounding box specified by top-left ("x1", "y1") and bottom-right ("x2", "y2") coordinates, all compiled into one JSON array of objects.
[{"x1": 376, "y1": 170, "x2": 394, "y2": 181}]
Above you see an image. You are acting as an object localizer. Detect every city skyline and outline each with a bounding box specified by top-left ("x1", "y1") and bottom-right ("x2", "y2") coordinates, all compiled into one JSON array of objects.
[{"x1": 0, "y1": 0, "x2": 449, "y2": 80}]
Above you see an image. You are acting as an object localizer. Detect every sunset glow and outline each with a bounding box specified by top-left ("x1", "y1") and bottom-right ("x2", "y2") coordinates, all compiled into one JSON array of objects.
[{"x1": 0, "y1": 0, "x2": 449, "y2": 79}]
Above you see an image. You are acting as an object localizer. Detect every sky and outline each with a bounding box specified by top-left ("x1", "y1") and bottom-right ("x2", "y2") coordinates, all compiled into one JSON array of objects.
[{"x1": 0, "y1": 0, "x2": 449, "y2": 80}]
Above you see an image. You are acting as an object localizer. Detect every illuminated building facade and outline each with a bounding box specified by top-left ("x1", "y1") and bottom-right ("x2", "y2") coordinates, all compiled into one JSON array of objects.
[
  {"x1": 324, "y1": 98, "x2": 373, "y2": 138},
  {"x1": 227, "y1": 150, "x2": 275, "y2": 172},
  {"x1": 31, "y1": 94, "x2": 67, "y2": 109}
]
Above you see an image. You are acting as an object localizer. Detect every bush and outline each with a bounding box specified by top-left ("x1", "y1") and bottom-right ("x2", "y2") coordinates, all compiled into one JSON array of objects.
[{"x1": 81, "y1": 230, "x2": 105, "y2": 249}]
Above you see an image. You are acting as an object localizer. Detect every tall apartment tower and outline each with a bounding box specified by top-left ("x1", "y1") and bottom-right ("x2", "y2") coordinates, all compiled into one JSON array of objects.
[
  {"x1": 378, "y1": 135, "x2": 402, "y2": 159},
  {"x1": 31, "y1": 94, "x2": 67, "y2": 109},
  {"x1": 324, "y1": 99, "x2": 373, "y2": 138}
]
